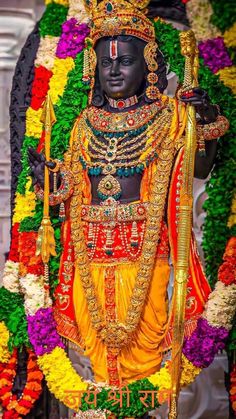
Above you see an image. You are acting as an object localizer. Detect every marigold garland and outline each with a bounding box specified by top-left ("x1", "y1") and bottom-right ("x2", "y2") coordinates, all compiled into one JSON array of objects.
[
  {"x1": 0, "y1": 348, "x2": 43, "y2": 418},
  {"x1": 45, "y1": 0, "x2": 69, "y2": 5},
  {"x1": 228, "y1": 196, "x2": 236, "y2": 229},
  {"x1": 223, "y1": 22, "x2": 236, "y2": 48},
  {"x1": 0, "y1": 323, "x2": 10, "y2": 364},
  {"x1": 13, "y1": 178, "x2": 36, "y2": 224},
  {"x1": 25, "y1": 108, "x2": 43, "y2": 138},
  {"x1": 49, "y1": 57, "x2": 75, "y2": 104},
  {"x1": 230, "y1": 363, "x2": 236, "y2": 412},
  {"x1": 217, "y1": 66, "x2": 236, "y2": 94},
  {"x1": 1, "y1": 0, "x2": 235, "y2": 416}
]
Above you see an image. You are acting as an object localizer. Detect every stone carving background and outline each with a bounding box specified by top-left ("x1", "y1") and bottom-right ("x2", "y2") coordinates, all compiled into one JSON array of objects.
[{"x1": 0, "y1": 1, "x2": 229, "y2": 418}]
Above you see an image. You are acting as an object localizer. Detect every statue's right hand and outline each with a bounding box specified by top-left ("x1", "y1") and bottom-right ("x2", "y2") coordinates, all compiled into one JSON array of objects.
[{"x1": 28, "y1": 147, "x2": 56, "y2": 188}]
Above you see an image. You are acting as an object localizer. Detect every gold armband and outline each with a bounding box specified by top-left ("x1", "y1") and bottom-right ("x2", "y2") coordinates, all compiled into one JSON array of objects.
[{"x1": 197, "y1": 115, "x2": 229, "y2": 155}]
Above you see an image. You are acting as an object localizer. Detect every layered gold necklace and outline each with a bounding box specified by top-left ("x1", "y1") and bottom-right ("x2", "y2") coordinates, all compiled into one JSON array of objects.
[
  {"x1": 78, "y1": 100, "x2": 174, "y2": 201},
  {"x1": 70, "y1": 101, "x2": 176, "y2": 353}
]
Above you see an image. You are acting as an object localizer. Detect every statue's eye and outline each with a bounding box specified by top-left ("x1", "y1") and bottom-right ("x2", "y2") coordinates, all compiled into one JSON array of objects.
[
  {"x1": 101, "y1": 58, "x2": 112, "y2": 67},
  {"x1": 120, "y1": 57, "x2": 134, "y2": 65}
]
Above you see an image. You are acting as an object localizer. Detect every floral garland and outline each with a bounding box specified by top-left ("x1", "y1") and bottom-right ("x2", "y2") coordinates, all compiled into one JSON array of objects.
[
  {"x1": 1, "y1": 0, "x2": 235, "y2": 416},
  {"x1": 185, "y1": 0, "x2": 236, "y2": 287},
  {"x1": 186, "y1": 1, "x2": 236, "y2": 412},
  {"x1": 0, "y1": 348, "x2": 43, "y2": 418},
  {"x1": 0, "y1": 242, "x2": 233, "y2": 417}
]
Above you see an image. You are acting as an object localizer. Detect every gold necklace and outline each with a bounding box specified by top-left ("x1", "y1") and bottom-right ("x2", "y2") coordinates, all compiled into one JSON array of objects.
[
  {"x1": 86, "y1": 99, "x2": 168, "y2": 132},
  {"x1": 79, "y1": 106, "x2": 173, "y2": 170},
  {"x1": 70, "y1": 102, "x2": 176, "y2": 353}
]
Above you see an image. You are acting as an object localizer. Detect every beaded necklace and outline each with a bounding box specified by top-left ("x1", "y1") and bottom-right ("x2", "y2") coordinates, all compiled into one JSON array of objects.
[{"x1": 78, "y1": 101, "x2": 174, "y2": 200}]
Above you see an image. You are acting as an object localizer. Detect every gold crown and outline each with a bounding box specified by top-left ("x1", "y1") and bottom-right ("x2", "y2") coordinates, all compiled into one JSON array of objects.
[{"x1": 89, "y1": 0, "x2": 155, "y2": 44}]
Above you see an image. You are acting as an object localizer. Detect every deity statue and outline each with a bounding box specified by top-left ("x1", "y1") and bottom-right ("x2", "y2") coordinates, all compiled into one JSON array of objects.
[
  {"x1": 28, "y1": 0, "x2": 228, "y2": 385},
  {"x1": 3, "y1": 0, "x2": 231, "y2": 418}
]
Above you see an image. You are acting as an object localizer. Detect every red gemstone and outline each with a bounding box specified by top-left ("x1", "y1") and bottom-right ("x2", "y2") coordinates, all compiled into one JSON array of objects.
[
  {"x1": 117, "y1": 100, "x2": 125, "y2": 109},
  {"x1": 127, "y1": 118, "x2": 134, "y2": 126}
]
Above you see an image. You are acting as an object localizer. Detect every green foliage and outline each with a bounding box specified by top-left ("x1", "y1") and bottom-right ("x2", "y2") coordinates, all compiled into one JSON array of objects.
[
  {"x1": 210, "y1": 0, "x2": 236, "y2": 32},
  {"x1": 0, "y1": 288, "x2": 29, "y2": 351},
  {"x1": 17, "y1": 136, "x2": 39, "y2": 195},
  {"x1": 81, "y1": 379, "x2": 159, "y2": 417},
  {"x1": 39, "y1": 3, "x2": 68, "y2": 37},
  {"x1": 50, "y1": 51, "x2": 90, "y2": 159}
]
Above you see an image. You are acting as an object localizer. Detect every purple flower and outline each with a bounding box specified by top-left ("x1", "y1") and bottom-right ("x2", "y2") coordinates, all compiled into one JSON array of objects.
[
  {"x1": 198, "y1": 37, "x2": 233, "y2": 73},
  {"x1": 183, "y1": 317, "x2": 228, "y2": 368},
  {"x1": 27, "y1": 307, "x2": 64, "y2": 356},
  {"x1": 56, "y1": 18, "x2": 90, "y2": 59}
]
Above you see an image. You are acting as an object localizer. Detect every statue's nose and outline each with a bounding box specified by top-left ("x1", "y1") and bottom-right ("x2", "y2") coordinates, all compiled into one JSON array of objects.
[{"x1": 110, "y1": 60, "x2": 121, "y2": 76}]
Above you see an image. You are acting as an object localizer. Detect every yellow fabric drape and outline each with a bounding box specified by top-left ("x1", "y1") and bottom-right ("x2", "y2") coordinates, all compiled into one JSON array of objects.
[{"x1": 73, "y1": 260, "x2": 170, "y2": 383}]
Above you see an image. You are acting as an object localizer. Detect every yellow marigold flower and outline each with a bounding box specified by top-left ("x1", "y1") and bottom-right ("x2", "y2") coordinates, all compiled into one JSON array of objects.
[
  {"x1": 26, "y1": 108, "x2": 43, "y2": 138},
  {"x1": 0, "y1": 322, "x2": 10, "y2": 363},
  {"x1": 180, "y1": 355, "x2": 201, "y2": 387},
  {"x1": 228, "y1": 194, "x2": 236, "y2": 228},
  {"x1": 45, "y1": 0, "x2": 69, "y2": 6},
  {"x1": 224, "y1": 23, "x2": 236, "y2": 48},
  {"x1": 13, "y1": 177, "x2": 36, "y2": 223},
  {"x1": 148, "y1": 362, "x2": 171, "y2": 390},
  {"x1": 49, "y1": 57, "x2": 75, "y2": 104},
  {"x1": 217, "y1": 66, "x2": 236, "y2": 95},
  {"x1": 38, "y1": 347, "x2": 88, "y2": 409}
]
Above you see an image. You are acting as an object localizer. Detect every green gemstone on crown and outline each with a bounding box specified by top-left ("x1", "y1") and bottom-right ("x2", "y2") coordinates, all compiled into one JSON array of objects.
[{"x1": 106, "y1": 2, "x2": 113, "y2": 12}]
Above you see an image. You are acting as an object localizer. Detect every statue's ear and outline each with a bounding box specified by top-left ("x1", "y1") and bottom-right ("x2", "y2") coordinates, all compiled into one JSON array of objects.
[{"x1": 91, "y1": 68, "x2": 105, "y2": 107}]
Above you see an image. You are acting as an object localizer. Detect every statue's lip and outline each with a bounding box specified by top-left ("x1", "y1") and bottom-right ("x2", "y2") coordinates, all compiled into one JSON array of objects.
[{"x1": 108, "y1": 78, "x2": 124, "y2": 81}]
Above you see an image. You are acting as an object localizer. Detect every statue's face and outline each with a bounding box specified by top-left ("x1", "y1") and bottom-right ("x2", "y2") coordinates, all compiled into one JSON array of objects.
[{"x1": 95, "y1": 37, "x2": 146, "y2": 99}]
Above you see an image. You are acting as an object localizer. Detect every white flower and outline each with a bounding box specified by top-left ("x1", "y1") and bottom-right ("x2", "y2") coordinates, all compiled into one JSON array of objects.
[
  {"x1": 68, "y1": 0, "x2": 89, "y2": 23},
  {"x1": 20, "y1": 273, "x2": 52, "y2": 315},
  {"x1": 2, "y1": 261, "x2": 19, "y2": 293},
  {"x1": 35, "y1": 36, "x2": 60, "y2": 70},
  {"x1": 203, "y1": 281, "x2": 236, "y2": 330}
]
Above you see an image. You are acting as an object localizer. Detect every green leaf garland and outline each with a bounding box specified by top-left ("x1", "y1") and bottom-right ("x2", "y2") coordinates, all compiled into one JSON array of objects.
[
  {"x1": 39, "y1": 3, "x2": 68, "y2": 38},
  {"x1": 81, "y1": 379, "x2": 159, "y2": 418},
  {"x1": 210, "y1": 0, "x2": 236, "y2": 32},
  {"x1": 0, "y1": 288, "x2": 29, "y2": 351}
]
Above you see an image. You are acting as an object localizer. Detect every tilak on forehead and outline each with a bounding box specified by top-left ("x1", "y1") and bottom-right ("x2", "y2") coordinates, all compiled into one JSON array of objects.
[{"x1": 110, "y1": 39, "x2": 118, "y2": 60}]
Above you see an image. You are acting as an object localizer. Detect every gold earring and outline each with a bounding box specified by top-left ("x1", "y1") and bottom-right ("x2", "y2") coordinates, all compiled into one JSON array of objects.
[{"x1": 144, "y1": 41, "x2": 161, "y2": 100}]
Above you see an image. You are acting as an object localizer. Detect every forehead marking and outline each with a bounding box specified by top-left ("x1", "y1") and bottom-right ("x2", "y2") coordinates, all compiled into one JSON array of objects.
[{"x1": 110, "y1": 39, "x2": 118, "y2": 60}]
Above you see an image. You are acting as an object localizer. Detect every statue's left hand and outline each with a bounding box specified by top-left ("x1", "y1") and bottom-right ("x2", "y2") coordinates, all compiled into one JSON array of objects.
[{"x1": 179, "y1": 87, "x2": 219, "y2": 124}]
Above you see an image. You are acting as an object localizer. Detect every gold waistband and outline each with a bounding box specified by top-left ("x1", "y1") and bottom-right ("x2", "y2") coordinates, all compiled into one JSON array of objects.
[{"x1": 81, "y1": 201, "x2": 148, "y2": 223}]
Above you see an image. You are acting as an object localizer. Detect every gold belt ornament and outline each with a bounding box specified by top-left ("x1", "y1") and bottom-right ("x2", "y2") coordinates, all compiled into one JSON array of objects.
[{"x1": 81, "y1": 199, "x2": 148, "y2": 223}]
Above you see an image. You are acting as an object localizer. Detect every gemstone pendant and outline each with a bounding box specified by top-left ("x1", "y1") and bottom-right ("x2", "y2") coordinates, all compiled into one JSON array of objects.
[
  {"x1": 103, "y1": 163, "x2": 116, "y2": 175},
  {"x1": 97, "y1": 175, "x2": 122, "y2": 201}
]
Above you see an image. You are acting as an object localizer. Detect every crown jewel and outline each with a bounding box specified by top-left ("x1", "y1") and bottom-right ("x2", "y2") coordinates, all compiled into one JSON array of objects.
[{"x1": 89, "y1": 0, "x2": 155, "y2": 44}]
